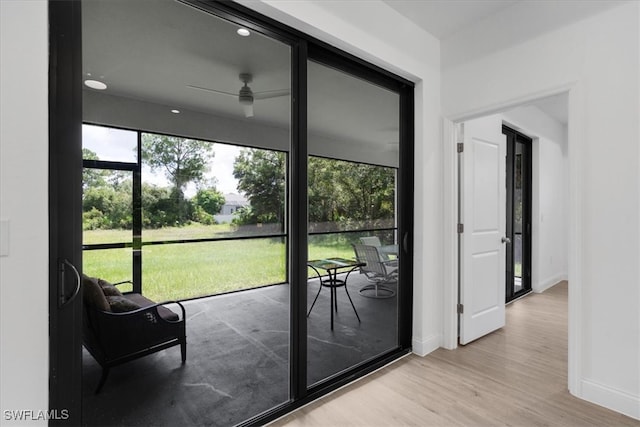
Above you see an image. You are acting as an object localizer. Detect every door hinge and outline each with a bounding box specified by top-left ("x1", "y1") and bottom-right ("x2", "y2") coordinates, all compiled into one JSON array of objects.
[
  {"x1": 457, "y1": 223, "x2": 464, "y2": 234},
  {"x1": 457, "y1": 303, "x2": 464, "y2": 314},
  {"x1": 457, "y1": 142, "x2": 464, "y2": 153}
]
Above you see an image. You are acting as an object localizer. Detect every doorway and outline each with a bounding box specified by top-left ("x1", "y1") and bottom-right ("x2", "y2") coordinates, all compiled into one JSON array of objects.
[
  {"x1": 451, "y1": 97, "x2": 569, "y2": 348},
  {"x1": 503, "y1": 125, "x2": 532, "y2": 303}
]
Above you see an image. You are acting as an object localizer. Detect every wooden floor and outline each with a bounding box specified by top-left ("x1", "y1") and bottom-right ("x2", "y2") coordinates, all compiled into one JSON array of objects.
[{"x1": 272, "y1": 282, "x2": 640, "y2": 426}]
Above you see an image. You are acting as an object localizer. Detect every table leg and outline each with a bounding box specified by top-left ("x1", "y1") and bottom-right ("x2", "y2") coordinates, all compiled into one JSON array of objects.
[{"x1": 330, "y1": 284, "x2": 334, "y2": 330}]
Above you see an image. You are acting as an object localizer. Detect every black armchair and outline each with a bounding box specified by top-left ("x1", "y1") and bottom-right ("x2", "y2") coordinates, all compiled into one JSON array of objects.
[{"x1": 82, "y1": 275, "x2": 186, "y2": 393}]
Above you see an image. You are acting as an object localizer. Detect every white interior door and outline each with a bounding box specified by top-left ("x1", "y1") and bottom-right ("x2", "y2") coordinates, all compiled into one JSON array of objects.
[{"x1": 459, "y1": 115, "x2": 506, "y2": 345}]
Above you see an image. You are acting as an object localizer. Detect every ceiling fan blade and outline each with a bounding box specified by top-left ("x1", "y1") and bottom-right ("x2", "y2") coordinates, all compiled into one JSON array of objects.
[
  {"x1": 253, "y1": 89, "x2": 290, "y2": 100},
  {"x1": 186, "y1": 84, "x2": 237, "y2": 98},
  {"x1": 242, "y1": 103, "x2": 254, "y2": 118}
]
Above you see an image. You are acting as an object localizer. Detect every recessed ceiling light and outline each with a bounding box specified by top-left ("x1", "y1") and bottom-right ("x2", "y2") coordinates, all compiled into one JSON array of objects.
[
  {"x1": 84, "y1": 79, "x2": 107, "y2": 90},
  {"x1": 171, "y1": 109, "x2": 180, "y2": 114},
  {"x1": 237, "y1": 28, "x2": 250, "y2": 37}
]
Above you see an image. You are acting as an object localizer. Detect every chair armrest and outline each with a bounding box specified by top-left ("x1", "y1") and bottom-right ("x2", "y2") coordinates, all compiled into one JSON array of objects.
[
  {"x1": 112, "y1": 280, "x2": 133, "y2": 287},
  {"x1": 111, "y1": 280, "x2": 134, "y2": 293},
  {"x1": 104, "y1": 300, "x2": 186, "y2": 323}
]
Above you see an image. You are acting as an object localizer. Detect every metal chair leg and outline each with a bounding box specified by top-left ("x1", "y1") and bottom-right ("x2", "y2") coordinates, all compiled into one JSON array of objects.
[
  {"x1": 307, "y1": 281, "x2": 323, "y2": 317},
  {"x1": 344, "y1": 285, "x2": 361, "y2": 322}
]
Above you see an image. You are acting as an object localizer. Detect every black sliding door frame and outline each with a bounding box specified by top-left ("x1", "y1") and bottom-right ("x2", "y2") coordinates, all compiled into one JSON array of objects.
[
  {"x1": 503, "y1": 125, "x2": 532, "y2": 303},
  {"x1": 49, "y1": 1, "x2": 414, "y2": 425},
  {"x1": 49, "y1": 1, "x2": 83, "y2": 425}
]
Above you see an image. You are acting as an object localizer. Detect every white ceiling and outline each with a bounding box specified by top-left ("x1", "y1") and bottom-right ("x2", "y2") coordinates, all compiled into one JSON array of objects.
[
  {"x1": 381, "y1": 0, "x2": 628, "y2": 126},
  {"x1": 383, "y1": 0, "x2": 519, "y2": 39}
]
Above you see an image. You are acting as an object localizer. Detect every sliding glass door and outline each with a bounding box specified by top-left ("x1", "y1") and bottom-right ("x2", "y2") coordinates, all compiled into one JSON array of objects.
[
  {"x1": 81, "y1": 1, "x2": 292, "y2": 424},
  {"x1": 53, "y1": 1, "x2": 413, "y2": 425},
  {"x1": 306, "y1": 57, "x2": 404, "y2": 387}
]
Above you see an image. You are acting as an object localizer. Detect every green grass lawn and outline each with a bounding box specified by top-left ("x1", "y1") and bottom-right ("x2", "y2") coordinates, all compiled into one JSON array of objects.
[{"x1": 83, "y1": 225, "x2": 358, "y2": 301}]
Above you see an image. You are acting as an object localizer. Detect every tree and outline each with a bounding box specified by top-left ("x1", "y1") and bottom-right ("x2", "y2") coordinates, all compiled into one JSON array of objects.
[
  {"x1": 307, "y1": 157, "x2": 395, "y2": 231},
  {"x1": 82, "y1": 178, "x2": 132, "y2": 230},
  {"x1": 141, "y1": 134, "x2": 214, "y2": 193},
  {"x1": 141, "y1": 133, "x2": 214, "y2": 223},
  {"x1": 195, "y1": 188, "x2": 225, "y2": 216},
  {"x1": 233, "y1": 148, "x2": 286, "y2": 225},
  {"x1": 82, "y1": 148, "x2": 107, "y2": 191}
]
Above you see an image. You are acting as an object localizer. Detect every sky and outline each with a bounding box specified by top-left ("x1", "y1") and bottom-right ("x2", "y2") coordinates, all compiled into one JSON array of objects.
[{"x1": 82, "y1": 124, "x2": 242, "y2": 197}]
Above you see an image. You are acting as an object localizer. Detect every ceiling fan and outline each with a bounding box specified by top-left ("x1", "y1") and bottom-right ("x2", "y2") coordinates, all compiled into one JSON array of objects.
[{"x1": 187, "y1": 73, "x2": 290, "y2": 118}]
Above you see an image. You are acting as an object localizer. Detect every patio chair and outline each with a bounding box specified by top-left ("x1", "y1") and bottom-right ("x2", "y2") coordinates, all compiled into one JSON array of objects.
[
  {"x1": 82, "y1": 275, "x2": 186, "y2": 393},
  {"x1": 352, "y1": 244, "x2": 398, "y2": 298},
  {"x1": 359, "y1": 236, "x2": 394, "y2": 261}
]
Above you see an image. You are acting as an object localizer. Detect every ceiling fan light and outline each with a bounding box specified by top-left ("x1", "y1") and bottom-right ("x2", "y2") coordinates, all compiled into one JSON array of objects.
[{"x1": 242, "y1": 104, "x2": 254, "y2": 118}]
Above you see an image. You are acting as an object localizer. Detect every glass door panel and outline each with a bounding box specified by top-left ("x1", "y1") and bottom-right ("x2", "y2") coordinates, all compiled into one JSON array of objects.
[
  {"x1": 504, "y1": 126, "x2": 532, "y2": 302},
  {"x1": 514, "y1": 144, "x2": 524, "y2": 292},
  {"x1": 306, "y1": 59, "x2": 400, "y2": 387},
  {"x1": 81, "y1": 1, "x2": 291, "y2": 425}
]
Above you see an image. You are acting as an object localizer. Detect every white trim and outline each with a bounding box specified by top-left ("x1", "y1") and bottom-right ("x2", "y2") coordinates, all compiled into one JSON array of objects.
[
  {"x1": 442, "y1": 118, "x2": 458, "y2": 350},
  {"x1": 581, "y1": 379, "x2": 640, "y2": 420},
  {"x1": 442, "y1": 83, "x2": 581, "y2": 399},
  {"x1": 411, "y1": 334, "x2": 441, "y2": 357},
  {"x1": 446, "y1": 83, "x2": 576, "y2": 123},
  {"x1": 566, "y1": 85, "x2": 582, "y2": 396}
]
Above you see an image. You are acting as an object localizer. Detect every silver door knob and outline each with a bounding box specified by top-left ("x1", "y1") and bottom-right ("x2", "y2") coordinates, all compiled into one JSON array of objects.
[{"x1": 501, "y1": 237, "x2": 511, "y2": 244}]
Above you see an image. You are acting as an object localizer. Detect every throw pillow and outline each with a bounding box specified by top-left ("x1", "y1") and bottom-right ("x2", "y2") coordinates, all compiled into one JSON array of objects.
[
  {"x1": 82, "y1": 274, "x2": 111, "y2": 312},
  {"x1": 107, "y1": 296, "x2": 141, "y2": 313},
  {"x1": 97, "y1": 278, "x2": 123, "y2": 297}
]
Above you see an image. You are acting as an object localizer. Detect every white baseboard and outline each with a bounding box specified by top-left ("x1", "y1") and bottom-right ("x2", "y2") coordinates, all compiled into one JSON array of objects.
[
  {"x1": 411, "y1": 334, "x2": 440, "y2": 357},
  {"x1": 579, "y1": 379, "x2": 640, "y2": 420},
  {"x1": 533, "y1": 273, "x2": 568, "y2": 293}
]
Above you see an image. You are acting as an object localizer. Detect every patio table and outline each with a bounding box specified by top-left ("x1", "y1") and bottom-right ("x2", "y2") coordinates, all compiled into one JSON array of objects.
[{"x1": 307, "y1": 257, "x2": 364, "y2": 330}]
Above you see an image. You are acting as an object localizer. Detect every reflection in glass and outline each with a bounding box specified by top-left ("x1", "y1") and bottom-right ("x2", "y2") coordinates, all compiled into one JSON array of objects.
[{"x1": 307, "y1": 60, "x2": 400, "y2": 387}]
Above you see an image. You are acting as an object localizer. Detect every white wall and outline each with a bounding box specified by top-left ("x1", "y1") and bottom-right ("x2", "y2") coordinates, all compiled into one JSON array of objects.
[
  {"x1": 237, "y1": 0, "x2": 443, "y2": 356},
  {"x1": 0, "y1": 1, "x2": 49, "y2": 424},
  {"x1": 502, "y1": 105, "x2": 569, "y2": 292},
  {"x1": 443, "y1": 2, "x2": 640, "y2": 419}
]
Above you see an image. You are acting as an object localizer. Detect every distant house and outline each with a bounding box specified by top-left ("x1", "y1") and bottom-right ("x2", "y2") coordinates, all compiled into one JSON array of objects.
[{"x1": 215, "y1": 193, "x2": 249, "y2": 223}]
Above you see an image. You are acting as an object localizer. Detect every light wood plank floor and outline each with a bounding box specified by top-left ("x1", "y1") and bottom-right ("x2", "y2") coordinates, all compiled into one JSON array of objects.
[{"x1": 272, "y1": 282, "x2": 640, "y2": 426}]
